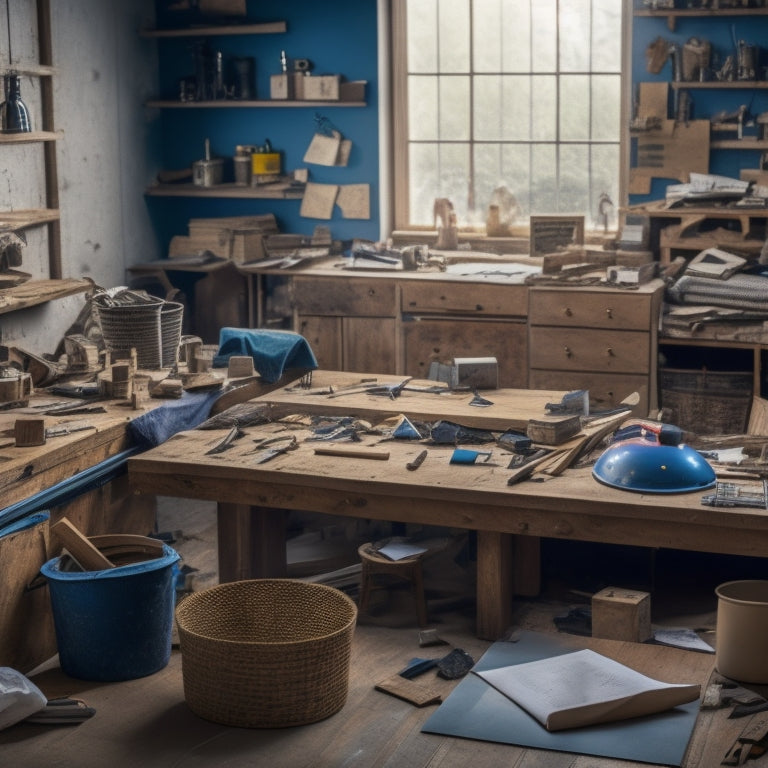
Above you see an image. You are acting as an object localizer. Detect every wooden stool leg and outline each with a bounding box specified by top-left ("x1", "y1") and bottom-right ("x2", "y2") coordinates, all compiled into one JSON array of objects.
[{"x1": 358, "y1": 561, "x2": 372, "y2": 615}]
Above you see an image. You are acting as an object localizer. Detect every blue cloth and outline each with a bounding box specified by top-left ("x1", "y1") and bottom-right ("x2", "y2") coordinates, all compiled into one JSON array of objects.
[
  {"x1": 128, "y1": 390, "x2": 221, "y2": 448},
  {"x1": 213, "y1": 328, "x2": 318, "y2": 383}
]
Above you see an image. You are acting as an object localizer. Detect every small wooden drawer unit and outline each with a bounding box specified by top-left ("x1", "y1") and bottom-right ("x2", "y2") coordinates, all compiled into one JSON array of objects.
[{"x1": 528, "y1": 281, "x2": 664, "y2": 415}]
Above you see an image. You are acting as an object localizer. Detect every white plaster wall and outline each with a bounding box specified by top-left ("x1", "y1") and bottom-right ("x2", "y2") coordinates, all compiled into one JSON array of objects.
[{"x1": 1, "y1": 0, "x2": 161, "y2": 354}]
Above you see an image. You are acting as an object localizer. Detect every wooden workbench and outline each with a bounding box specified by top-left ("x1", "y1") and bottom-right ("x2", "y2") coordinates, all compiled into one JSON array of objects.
[{"x1": 127, "y1": 370, "x2": 768, "y2": 640}]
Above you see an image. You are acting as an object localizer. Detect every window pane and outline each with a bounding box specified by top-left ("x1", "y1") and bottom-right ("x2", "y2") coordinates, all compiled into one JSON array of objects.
[
  {"x1": 439, "y1": 142, "x2": 472, "y2": 218},
  {"x1": 559, "y1": 143, "x2": 590, "y2": 213},
  {"x1": 560, "y1": 0, "x2": 591, "y2": 72},
  {"x1": 531, "y1": 0, "x2": 557, "y2": 73},
  {"x1": 591, "y1": 143, "x2": 620, "y2": 230},
  {"x1": 408, "y1": 76, "x2": 438, "y2": 141},
  {"x1": 530, "y1": 75, "x2": 556, "y2": 142},
  {"x1": 439, "y1": 75, "x2": 470, "y2": 141},
  {"x1": 407, "y1": 0, "x2": 438, "y2": 73},
  {"x1": 409, "y1": 142, "x2": 440, "y2": 225},
  {"x1": 530, "y1": 144, "x2": 557, "y2": 212},
  {"x1": 502, "y1": 0, "x2": 531, "y2": 71},
  {"x1": 560, "y1": 75, "x2": 590, "y2": 142},
  {"x1": 438, "y1": 0, "x2": 470, "y2": 72},
  {"x1": 473, "y1": 0, "x2": 502, "y2": 72},
  {"x1": 592, "y1": 0, "x2": 623, "y2": 72},
  {"x1": 591, "y1": 74, "x2": 621, "y2": 142},
  {"x1": 501, "y1": 143, "x2": 531, "y2": 218}
]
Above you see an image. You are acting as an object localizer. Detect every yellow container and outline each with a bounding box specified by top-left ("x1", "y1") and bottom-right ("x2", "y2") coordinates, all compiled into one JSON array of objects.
[{"x1": 252, "y1": 152, "x2": 281, "y2": 175}]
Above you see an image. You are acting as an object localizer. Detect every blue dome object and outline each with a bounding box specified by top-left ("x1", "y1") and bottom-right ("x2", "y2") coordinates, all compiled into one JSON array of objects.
[{"x1": 592, "y1": 438, "x2": 716, "y2": 494}]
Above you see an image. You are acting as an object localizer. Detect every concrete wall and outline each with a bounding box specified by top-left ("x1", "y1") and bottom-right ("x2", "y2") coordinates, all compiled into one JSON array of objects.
[{"x1": 1, "y1": 0, "x2": 161, "y2": 355}]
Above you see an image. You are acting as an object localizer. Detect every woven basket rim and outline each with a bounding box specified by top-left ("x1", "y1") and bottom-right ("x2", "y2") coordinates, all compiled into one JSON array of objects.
[{"x1": 175, "y1": 578, "x2": 357, "y2": 646}]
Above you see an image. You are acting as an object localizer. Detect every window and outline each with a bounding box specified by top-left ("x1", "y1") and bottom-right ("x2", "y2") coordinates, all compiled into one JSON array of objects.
[{"x1": 391, "y1": 0, "x2": 626, "y2": 234}]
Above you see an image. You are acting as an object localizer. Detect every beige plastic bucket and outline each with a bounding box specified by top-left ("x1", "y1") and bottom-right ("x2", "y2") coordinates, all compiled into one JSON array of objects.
[{"x1": 715, "y1": 580, "x2": 768, "y2": 683}]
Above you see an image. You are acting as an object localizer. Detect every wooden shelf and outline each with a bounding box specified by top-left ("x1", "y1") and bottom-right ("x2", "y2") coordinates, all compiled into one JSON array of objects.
[
  {"x1": 0, "y1": 64, "x2": 56, "y2": 77},
  {"x1": 140, "y1": 21, "x2": 287, "y2": 38},
  {"x1": 635, "y1": 8, "x2": 768, "y2": 31},
  {"x1": 145, "y1": 182, "x2": 304, "y2": 200},
  {"x1": 0, "y1": 208, "x2": 60, "y2": 230},
  {"x1": 710, "y1": 138, "x2": 768, "y2": 149},
  {"x1": 146, "y1": 99, "x2": 366, "y2": 108},
  {"x1": 671, "y1": 80, "x2": 768, "y2": 89},
  {"x1": 0, "y1": 131, "x2": 58, "y2": 144},
  {"x1": 0, "y1": 277, "x2": 91, "y2": 315}
]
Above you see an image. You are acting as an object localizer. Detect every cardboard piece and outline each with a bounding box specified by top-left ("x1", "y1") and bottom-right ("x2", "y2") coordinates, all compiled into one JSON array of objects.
[
  {"x1": 633, "y1": 119, "x2": 710, "y2": 187},
  {"x1": 422, "y1": 631, "x2": 702, "y2": 766},
  {"x1": 304, "y1": 132, "x2": 342, "y2": 166},
  {"x1": 336, "y1": 184, "x2": 371, "y2": 219},
  {"x1": 300, "y1": 182, "x2": 339, "y2": 219}
]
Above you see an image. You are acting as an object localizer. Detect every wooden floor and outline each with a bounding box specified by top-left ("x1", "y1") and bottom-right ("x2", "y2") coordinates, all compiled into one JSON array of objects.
[{"x1": 3, "y1": 499, "x2": 768, "y2": 768}]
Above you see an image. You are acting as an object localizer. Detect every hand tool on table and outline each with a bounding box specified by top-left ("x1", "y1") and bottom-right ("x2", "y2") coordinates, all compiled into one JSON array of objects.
[
  {"x1": 314, "y1": 447, "x2": 390, "y2": 460},
  {"x1": 612, "y1": 420, "x2": 684, "y2": 446},
  {"x1": 205, "y1": 425, "x2": 245, "y2": 455},
  {"x1": 250, "y1": 434, "x2": 298, "y2": 464},
  {"x1": 406, "y1": 449, "x2": 428, "y2": 471}
]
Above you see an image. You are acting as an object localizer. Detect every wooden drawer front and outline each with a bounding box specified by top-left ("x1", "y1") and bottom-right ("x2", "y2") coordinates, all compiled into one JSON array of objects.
[
  {"x1": 342, "y1": 317, "x2": 397, "y2": 374},
  {"x1": 401, "y1": 282, "x2": 527, "y2": 317},
  {"x1": 293, "y1": 277, "x2": 397, "y2": 317},
  {"x1": 297, "y1": 315, "x2": 342, "y2": 371},
  {"x1": 529, "y1": 327, "x2": 650, "y2": 374},
  {"x1": 528, "y1": 370, "x2": 649, "y2": 416},
  {"x1": 529, "y1": 289, "x2": 651, "y2": 330},
  {"x1": 403, "y1": 317, "x2": 528, "y2": 388}
]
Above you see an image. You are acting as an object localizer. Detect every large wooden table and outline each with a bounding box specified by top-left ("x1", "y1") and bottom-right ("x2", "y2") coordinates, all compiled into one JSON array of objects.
[{"x1": 128, "y1": 371, "x2": 768, "y2": 639}]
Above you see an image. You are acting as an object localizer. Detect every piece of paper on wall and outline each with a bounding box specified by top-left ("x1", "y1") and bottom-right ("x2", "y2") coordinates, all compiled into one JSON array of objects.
[
  {"x1": 336, "y1": 139, "x2": 352, "y2": 167},
  {"x1": 304, "y1": 132, "x2": 342, "y2": 166},
  {"x1": 336, "y1": 184, "x2": 370, "y2": 219},
  {"x1": 300, "y1": 182, "x2": 338, "y2": 219}
]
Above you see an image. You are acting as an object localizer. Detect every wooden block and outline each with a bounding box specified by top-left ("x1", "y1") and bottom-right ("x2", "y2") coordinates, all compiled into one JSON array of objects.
[
  {"x1": 270, "y1": 73, "x2": 293, "y2": 99},
  {"x1": 526, "y1": 415, "x2": 581, "y2": 445},
  {"x1": 592, "y1": 586, "x2": 652, "y2": 643},
  {"x1": 301, "y1": 74, "x2": 340, "y2": 101},
  {"x1": 227, "y1": 355, "x2": 255, "y2": 378},
  {"x1": 14, "y1": 418, "x2": 46, "y2": 447},
  {"x1": 374, "y1": 674, "x2": 442, "y2": 707},
  {"x1": 51, "y1": 517, "x2": 115, "y2": 571}
]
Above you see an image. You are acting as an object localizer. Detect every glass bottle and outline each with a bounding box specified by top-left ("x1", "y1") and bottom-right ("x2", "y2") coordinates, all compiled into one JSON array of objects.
[{"x1": 1, "y1": 74, "x2": 32, "y2": 133}]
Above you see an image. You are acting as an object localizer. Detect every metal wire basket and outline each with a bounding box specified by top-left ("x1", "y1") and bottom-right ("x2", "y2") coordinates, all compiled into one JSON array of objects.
[{"x1": 175, "y1": 579, "x2": 357, "y2": 728}]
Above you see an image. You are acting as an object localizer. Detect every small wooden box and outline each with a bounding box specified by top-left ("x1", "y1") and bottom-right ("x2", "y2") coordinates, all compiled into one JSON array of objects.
[
  {"x1": 270, "y1": 73, "x2": 294, "y2": 100},
  {"x1": 301, "y1": 74, "x2": 341, "y2": 101},
  {"x1": 591, "y1": 586, "x2": 652, "y2": 643}
]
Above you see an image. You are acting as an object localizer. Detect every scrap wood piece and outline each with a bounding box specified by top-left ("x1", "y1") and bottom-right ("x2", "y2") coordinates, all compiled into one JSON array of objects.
[
  {"x1": 51, "y1": 517, "x2": 114, "y2": 571},
  {"x1": 375, "y1": 674, "x2": 442, "y2": 707}
]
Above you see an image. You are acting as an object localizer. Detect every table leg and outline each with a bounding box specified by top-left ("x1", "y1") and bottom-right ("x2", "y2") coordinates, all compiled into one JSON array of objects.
[
  {"x1": 216, "y1": 503, "x2": 287, "y2": 583},
  {"x1": 476, "y1": 530, "x2": 514, "y2": 640}
]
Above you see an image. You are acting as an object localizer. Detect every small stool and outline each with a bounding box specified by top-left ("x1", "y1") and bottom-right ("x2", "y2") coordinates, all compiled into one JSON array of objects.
[{"x1": 357, "y1": 542, "x2": 428, "y2": 627}]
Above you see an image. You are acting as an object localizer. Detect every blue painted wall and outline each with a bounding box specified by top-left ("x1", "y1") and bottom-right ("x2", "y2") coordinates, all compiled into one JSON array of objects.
[
  {"x1": 148, "y1": 0, "x2": 380, "y2": 252},
  {"x1": 630, "y1": 5, "x2": 768, "y2": 205}
]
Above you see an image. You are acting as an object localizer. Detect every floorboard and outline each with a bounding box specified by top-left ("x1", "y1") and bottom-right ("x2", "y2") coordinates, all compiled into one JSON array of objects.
[{"x1": 3, "y1": 497, "x2": 767, "y2": 767}]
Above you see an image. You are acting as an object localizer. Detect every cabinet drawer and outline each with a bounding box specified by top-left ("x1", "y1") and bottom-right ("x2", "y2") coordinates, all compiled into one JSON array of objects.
[
  {"x1": 529, "y1": 327, "x2": 650, "y2": 374},
  {"x1": 403, "y1": 317, "x2": 527, "y2": 388},
  {"x1": 401, "y1": 282, "x2": 527, "y2": 317},
  {"x1": 528, "y1": 370, "x2": 650, "y2": 416},
  {"x1": 529, "y1": 288, "x2": 654, "y2": 330},
  {"x1": 293, "y1": 276, "x2": 397, "y2": 317}
]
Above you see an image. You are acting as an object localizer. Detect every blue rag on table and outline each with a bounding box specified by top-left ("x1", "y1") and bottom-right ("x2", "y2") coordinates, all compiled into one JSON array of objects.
[
  {"x1": 213, "y1": 328, "x2": 318, "y2": 383},
  {"x1": 128, "y1": 390, "x2": 221, "y2": 448}
]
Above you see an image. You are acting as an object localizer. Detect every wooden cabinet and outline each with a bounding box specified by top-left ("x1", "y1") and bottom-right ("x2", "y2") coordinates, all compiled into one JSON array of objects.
[
  {"x1": 401, "y1": 281, "x2": 528, "y2": 387},
  {"x1": 528, "y1": 281, "x2": 665, "y2": 415},
  {"x1": 292, "y1": 275, "x2": 398, "y2": 372}
]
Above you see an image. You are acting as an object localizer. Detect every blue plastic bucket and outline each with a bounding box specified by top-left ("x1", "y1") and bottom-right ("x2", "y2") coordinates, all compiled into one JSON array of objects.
[{"x1": 40, "y1": 544, "x2": 180, "y2": 681}]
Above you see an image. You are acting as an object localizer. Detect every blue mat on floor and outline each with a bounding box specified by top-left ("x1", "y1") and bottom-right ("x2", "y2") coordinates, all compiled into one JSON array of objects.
[{"x1": 422, "y1": 631, "x2": 700, "y2": 766}]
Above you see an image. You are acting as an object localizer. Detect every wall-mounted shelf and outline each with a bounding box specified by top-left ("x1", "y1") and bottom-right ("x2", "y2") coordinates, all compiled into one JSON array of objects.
[
  {"x1": 146, "y1": 99, "x2": 365, "y2": 108},
  {"x1": 710, "y1": 139, "x2": 768, "y2": 149},
  {"x1": 0, "y1": 131, "x2": 58, "y2": 144},
  {"x1": 0, "y1": 277, "x2": 91, "y2": 315},
  {"x1": 0, "y1": 208, "x2": 60, "y2": 229},
  {"x1": 145, "y1": 182, "x2": 303, "y2": 199},
  {"x1": 671, "y1": 80, "x2": 768, "y2": 89},
  {"x1": 635, "y1": 8, "x2": 768, "y2": 31},
  {"x1": 140, "y1": 21, "x2": 287, "y2": 38}
]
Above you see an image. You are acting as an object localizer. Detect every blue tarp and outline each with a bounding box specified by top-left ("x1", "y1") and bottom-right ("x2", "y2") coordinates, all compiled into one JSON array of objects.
[{"x1": 212, "y1": 327, "x2": 318, "y2": 383}]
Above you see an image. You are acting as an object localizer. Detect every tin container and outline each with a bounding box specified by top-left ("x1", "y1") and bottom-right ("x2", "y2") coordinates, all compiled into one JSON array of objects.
[
  {"x1": 252, "y1": 152, "x2": 281, "y2": 175},
  {"x1": 193, "y1": 158, "x2": 224, "y2": 187}
]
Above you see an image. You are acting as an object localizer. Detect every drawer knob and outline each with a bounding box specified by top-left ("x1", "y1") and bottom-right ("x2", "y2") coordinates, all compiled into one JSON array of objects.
[
  {"x1": 476, "y1": 304, "x2": 483, "y2": 311},
  {"x1": 606, "y1": 308, "x2": 613, "y2": 319},
  {"x1": 606, "y1": 347, "x2": 615, "y2": 357},
  {"x1": 564, "y1": 346, "x2": 572, "y2": 358},
  {"x1": 564, "y1": 307, "x2": 573, "y2": 317}
]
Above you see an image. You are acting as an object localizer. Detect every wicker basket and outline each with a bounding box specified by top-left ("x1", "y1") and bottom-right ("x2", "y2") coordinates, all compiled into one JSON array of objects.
[
  {"x1": 175, "y1": 579, "x2": 357, "y2": 728},
  {"x1": 660, "y1": 368, "x2": 752, "y2": 436},
  {"x1": 160, "y1": 301, "x2": 184, "y2": 368},
  {"x1": 96, "y1": 300, "x2": 164, "y2": 369}
]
